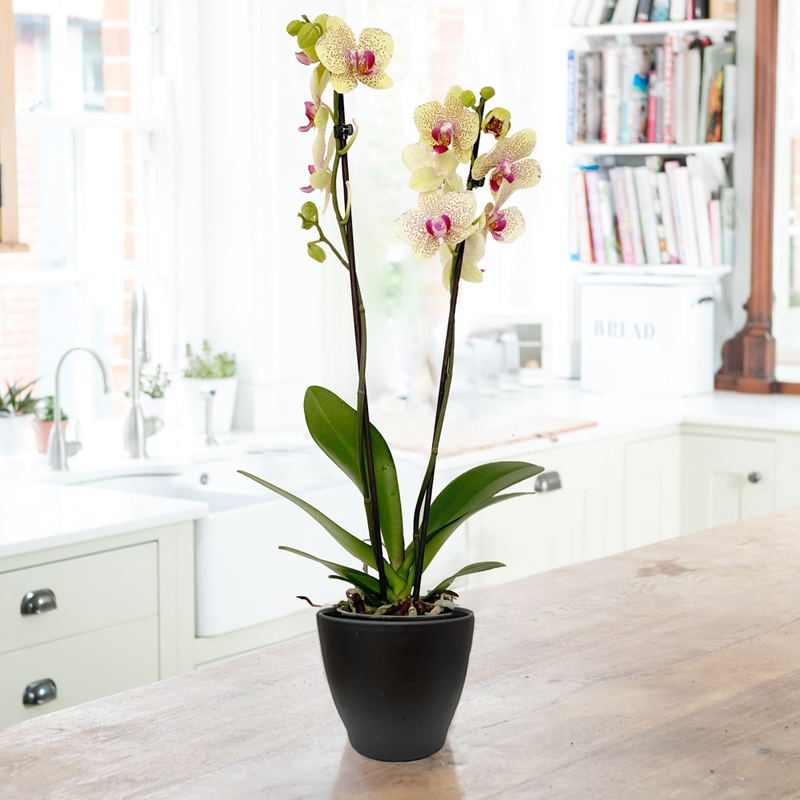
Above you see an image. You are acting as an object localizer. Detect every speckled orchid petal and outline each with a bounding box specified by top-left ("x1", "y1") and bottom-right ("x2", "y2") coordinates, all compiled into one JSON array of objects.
[
  {"x1": 402, "y1": 144, "x2": 463, "y2": 193},
  {"x1": 472, "y1": 128, "x2": 537, "y2": 180},
  {"x1": 394, "y1": 190, "x2": 476, "y2": 261},
  {"x1": 309, "y1": 64, "x2": 330, "y2": 99},
  {"x1": 482, "y1": 202, "x2": 525, "y2": 243},
  {"x1": 316, "y1": 18, "x2": 393, "y2": 93},
  {"x1": 414, "y1": 86, "x2": 480, "y2": 163},
  {"x1": 439, "y1": 231, "x2": 486, "y2": 290},
  {"x1": 493, "y1": 158, "x2": 542, "y2": 204}
]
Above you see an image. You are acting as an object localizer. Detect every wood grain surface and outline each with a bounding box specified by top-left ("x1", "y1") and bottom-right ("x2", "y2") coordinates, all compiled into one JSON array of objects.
[{"x1": 2, "y1": 509, "x2": 800, "y2": 799}]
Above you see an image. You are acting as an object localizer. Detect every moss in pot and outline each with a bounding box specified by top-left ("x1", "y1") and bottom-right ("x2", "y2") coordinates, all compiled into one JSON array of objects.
[{"x1": 240, "y1": 12, "x2": 543, "y2": 762}]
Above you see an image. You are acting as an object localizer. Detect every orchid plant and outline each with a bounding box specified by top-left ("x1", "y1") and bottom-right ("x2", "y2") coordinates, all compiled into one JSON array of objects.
[{"x1": 240, "y1": 13, "x2": 544, "y2": 616}]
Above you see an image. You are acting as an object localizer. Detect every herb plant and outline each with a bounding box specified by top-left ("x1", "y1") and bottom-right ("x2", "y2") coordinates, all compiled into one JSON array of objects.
[
  {"x1": 36, "y1": 395, "x2": 68, "y2": 423},
  {"x1": 240, "y1": 14, "x2": 544, "y2": 616},
  {"x1": 140, "y1": 364, "x2": 171, "y2": 399},
  {"x1": 0, "y1": 379, "x2": 39, "y2": 418},
  {"x1": 184, "y1": 341, "x2": 237, "y2": 380}
]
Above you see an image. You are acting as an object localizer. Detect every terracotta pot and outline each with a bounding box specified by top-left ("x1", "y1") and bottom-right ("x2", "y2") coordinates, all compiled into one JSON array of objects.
[
  {"x1": 33, "y1": 419, "x2": 67, "y2": 454},
  {"x1": 316, "y1": 606, "x2": 474, "y2": 762}
]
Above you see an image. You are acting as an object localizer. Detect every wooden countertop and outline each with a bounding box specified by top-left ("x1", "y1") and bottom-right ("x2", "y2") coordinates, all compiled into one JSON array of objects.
[{"x1": 2, "y1": 509, "x2": 800, "y2": 799}]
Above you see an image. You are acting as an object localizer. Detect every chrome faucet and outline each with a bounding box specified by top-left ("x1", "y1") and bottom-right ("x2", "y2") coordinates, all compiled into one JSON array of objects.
[
  {"x1": 123, "y1": 285, "x2": 163, "y2": 458},
  {"x1": 47, "y1": 348, "x2": 110, "y2": 470}
]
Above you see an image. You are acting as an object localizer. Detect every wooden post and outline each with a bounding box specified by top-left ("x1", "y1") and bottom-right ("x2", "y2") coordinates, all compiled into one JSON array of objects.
[{"x1": 715, "y1": 0, "x2": 779, "y2": 393}]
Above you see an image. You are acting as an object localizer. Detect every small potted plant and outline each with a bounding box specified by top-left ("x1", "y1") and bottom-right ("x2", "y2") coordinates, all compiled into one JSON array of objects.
[
  {"x1": 139, "y1": 364, "x2": 170, "y2": 424},
  {"x1": 180, "y1": 341, "x2": 237, "y2": 433},
  {"x1": 0, "y1": 379, "x2": 38, "y2": 456},
  {"x1": 239, "y1": 14, "x2": 543, "y2": 762},
  {"x1": 32, "y1": 395, "x2": 68, "y2": 454}
]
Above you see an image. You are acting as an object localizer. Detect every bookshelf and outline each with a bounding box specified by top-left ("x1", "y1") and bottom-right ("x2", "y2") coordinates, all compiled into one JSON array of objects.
[
  {"x1": 566, "y1": 14, "x2": 738, "y2": 277},
  {"x1": 569, "y1": 19, "x2": 737, "y2": 39}
]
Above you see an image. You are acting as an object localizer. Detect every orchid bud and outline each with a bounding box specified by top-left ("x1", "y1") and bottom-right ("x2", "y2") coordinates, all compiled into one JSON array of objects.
[
  {"x1": 300, "y1": 201, "x2": 319, "y2": 224},
  {"x1": 286, "y1": 20, "x2": 304, "y2": 36},
  {"x1": 307, "y1": 242, "x2": 326, "y2": 262},
  {"x1": 297, "y1": 22, "x2": 322, "y2": 51},
  {"x1": 482, "y1": 107, "x2": 511, "y2": 139},
  {"x1": 479, "y1": 86, "x2": 496, "y2": 101},
  {"x1": 460, "y1": 89, "x2": 476, "y2": 108}
]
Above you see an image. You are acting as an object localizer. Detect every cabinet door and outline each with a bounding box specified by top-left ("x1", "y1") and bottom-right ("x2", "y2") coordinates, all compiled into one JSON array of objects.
[
  {"x1": 624, "y1": 435, "x2": 681, "y2": 549},
  {"x1": 461, "y1": 446, "x2": 609, "y2": 590},
  {"x1": 680, "y1": 434, "x2": 776, "y2": 534}
]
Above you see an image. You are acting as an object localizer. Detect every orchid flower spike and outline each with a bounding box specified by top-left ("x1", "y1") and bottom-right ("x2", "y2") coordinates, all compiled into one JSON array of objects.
[
  {"x1": 414, "y1": 86, "x2": 480, "y2": 164},
  {"x1": 472, "y1": 129, "x2": 541, "y2": 197},
  {"x1": 393, "y1": 191, "x2": 477, "y2": 261},
  {"x1": 316, "y1": 17, "x2": 393, "y2": 93}
]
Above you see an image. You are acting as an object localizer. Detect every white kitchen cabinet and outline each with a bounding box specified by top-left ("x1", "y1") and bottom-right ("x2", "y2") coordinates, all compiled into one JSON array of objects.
[
  {"x1": 624, "y1": 435, "x2": 681, "y2": 548},
  {"x1": 463, "y1": 442, "x2": 612, "y2": 589},
  {"x1": 680, "y1": 433, "x2": 776, "y2": 534}
]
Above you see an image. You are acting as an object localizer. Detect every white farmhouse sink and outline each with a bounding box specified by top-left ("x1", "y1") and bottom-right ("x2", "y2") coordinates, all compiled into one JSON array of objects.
[{"x1": 79, "y1": 464, "x2": 365, "y2": 637}]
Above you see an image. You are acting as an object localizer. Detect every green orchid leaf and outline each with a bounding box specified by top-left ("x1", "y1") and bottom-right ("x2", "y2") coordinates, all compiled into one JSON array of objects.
[
  {"x1": 279, "y1": 546, "x2": 387, "y2": 602},
  {"x1": 238, "y1": 470, "x2": 375, "y2": 568},
  {"x1": 303, "y1": 386, "x2": 405, "y2": 569},
  {"x1": 423, "y1": 561, "x2": 506, "y2": 599},
  {"x1": 428, "y1": 461, "x2": 544, "y2": 535},
  {"x1": 422, "y1": 491, "x2": 533, "y2": 571}
]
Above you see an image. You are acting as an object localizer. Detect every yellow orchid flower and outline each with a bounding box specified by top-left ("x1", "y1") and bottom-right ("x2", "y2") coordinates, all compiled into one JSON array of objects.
[
  {"x1": 472, "y1": 129, "x2": 540, "y2": 196},
  {"x1": 439, "y1": 230, "x2": 486, "y2": 290},
  {"x1": 480, "y1": 202, "x2": 525, "y2": 244},
  {"x1": 402, "y1": 143, "x2": 463, "y2": 194},
  {"x1": 414, "y1": 86, "x2": 480, "y2": 164},
  {"x1": 393, "y1": 190, "x2": 477, "y2": 262},
  {"x1": 316, "y1": 17, "x2": 393, "y2": 93}
]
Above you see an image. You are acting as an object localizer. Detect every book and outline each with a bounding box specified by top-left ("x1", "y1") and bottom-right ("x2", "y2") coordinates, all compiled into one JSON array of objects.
[
  {"x1": 654, "y1": 46, "x2": 665, "y2": 141},
  {"x1": 573, "y1": 169, "x2": 594, "y2": 263},
  {"x1": 662, "y1": 37, "x2": 676, "y2": 144},
  {"x1": 722, "y1": 64, "x2": 736, "y2": 143},
  {"x1": 677, "y1": 46, "x2": 701, "y2": 146},
  {"x1": 585, "y1": 170, "x2": 606, "y2": 264},
  {"x1": 576, "y1": 52, "x2": 588, "y2": 143},
  {"x1": 636, "y1": 0, "x2": 654, "y2": 22},
  {"x1": 721, "y1": 186, "x2": 735, "y2": 265},
  {"x1": 694, "y1": 0, "x2": 709, "y2": 19},
  {"x1": 651, "y1": 0, "x2": 670, "y2": 21},
  {"x1": 697, "y1": 42, "x2": 735, "y2": 144},
  {"x1": 621, "y1": 46, "x2": 649, "y2": 145},
  {"x1": 586, "y1": 52, "x2": 603, "y2": 142},
  {"x1": 645, "y1": 156, "x2": 670, "y2": 263},
  {"x1": 602, "y1": 48, "x2": 621, "y2": 145},
  {"x1": 656, "y1": 171, "x2": 680, "y2": 263},
  {"x1": 571, "y1": 0, "x2": 595, "y2": 26},
  {"x1": 567, "y1": 50, "x2": 576, "y2": 144},
  {"x1": 709, "y1": 198, "x2": 722, "y2": 266},
  {"x1": 634, "y1": 166, "x2": 662, "y2": 265},
  {"x1": 610, "y1": 167, "x2": 637, "y2": 264},
  {"x1": 596, "y1": 172, "x2": 620, "y2": 263},
  {"x1": 600, "y1": 0, "x2": 619, "y2": 22},
  {"x1": 612, "y1": 0, "x2": 639, "y2": 24},
  {"x1": 670, "y1": 0, "x2": 686, "y2": 21},
  {"x1": 647, "y1": 74, "x2": 658, "y2": 143},
  {"x1": 691, "y1": 175, "x2": 714, "y2": 265},
  {"x1": 710, "y1": 0, "x2": 737, "y2": 20},
  {"x1": 706, "y1": 70, "x2": 724, "y2": 143},
  {"x1": 623, "y1": 166, "x2": 646, "y2": 264},
  {"x1": 664, "y1": 160, "x2": 686, "y2": 263},
  {"x1": 586, "y1": 0, "x2": 610, "y2": 25},
  {"x1": 673, "y1": 165, "x2": 701, "y2": 266}
]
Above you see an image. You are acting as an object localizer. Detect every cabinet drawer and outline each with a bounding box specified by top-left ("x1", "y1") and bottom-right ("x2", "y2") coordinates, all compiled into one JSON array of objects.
[
  {"x1": 0, "y1": 543, "x2": 158, "y2": 654},
  {"x1": 0, "y1": 616, "x2": 159, "y2": 729}
]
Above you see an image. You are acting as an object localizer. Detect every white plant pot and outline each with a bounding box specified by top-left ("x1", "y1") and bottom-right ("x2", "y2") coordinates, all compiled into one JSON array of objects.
[
  {"x1": 0, "y1": 416, "x2": 29, "y2": 457},
  {"x1": 141, "y1": 395, "x2": 168, "y2": 426},
  {"x1": 179, "y1": 377, "x2": 238, "y2": 434}
]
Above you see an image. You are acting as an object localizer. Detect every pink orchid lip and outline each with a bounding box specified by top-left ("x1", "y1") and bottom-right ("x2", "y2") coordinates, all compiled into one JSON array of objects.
[
  {"x1": 425, "y1": 213, "x2": 452, "y2": 239},
  {"x1": 298, "y1": 101, "x2": 316, "y2": 132},
  {"x1": 300, "y1": 164, "x2": 316, "y2": 193},
  {"x1": 487, "y1": 210, "x2": 507, "y2": 241},
  {"x1": 431, "y1": 121, "x2": 455, "y2": 154},
  {"x1": 489, "y1": 159, "x2": 515, "y2": 193},
  {"x1": 295, "y1": 51, "x2": 313, "y2": 65},
  {"x1": 347, "y1": 48, "x2": 379, "y2": 76}
]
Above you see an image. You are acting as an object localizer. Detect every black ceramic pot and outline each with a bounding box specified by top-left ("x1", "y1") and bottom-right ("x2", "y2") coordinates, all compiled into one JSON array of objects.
[{"x1": 316, "y1": 606, "x2": 475, "y2": 762}]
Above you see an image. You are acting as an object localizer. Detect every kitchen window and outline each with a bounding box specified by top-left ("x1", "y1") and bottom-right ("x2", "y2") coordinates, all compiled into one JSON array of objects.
[{"x1": 0, "y1": 0, "x2": 172, "y2": 420}]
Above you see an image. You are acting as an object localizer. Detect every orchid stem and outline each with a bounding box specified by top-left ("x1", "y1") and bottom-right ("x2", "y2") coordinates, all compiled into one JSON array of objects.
[
  {"x1": 411, "y1": 98, "x2": 487, "y2": 602},
  {"x1": 332, "y1": 90, "x2": 387, "y2": 604}
]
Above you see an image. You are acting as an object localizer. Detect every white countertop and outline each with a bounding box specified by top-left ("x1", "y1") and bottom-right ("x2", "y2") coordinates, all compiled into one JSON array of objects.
[{"x1": 1, "y1": 382, "x2": 798, "y2": 560}]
